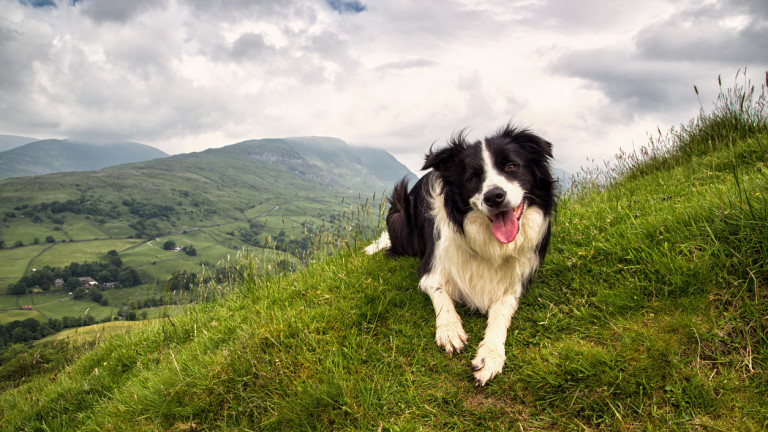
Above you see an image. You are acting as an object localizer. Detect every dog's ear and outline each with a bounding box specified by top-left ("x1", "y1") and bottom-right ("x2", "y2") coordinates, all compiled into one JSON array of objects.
[
  {"x1": 422, "y1": 145, "x2": 458, "y2": 172},
  {"x1": 528, "y1": 136, "x2": 553, "y2": 159},
  {"x1": 422, "y1": 131, "x2": 468, "y2": 173},
  {"x1": 499, "y1": 124, "x2": 553, "y2": 159}
]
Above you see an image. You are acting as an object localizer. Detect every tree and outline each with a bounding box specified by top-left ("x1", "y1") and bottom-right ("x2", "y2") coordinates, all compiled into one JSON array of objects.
[
  {"x1": 91, "y1": 292, "x2": 103, "y2": 304},
  {"x1": 7, "y1": 283, "x2": 26, "y2": 296},
  {"x1": 45, "y1": 236, "x2": 55, "y2": 243},
  {"x1": 163, "y1": 240, "x2": 177, "y2": 251},
  {"x1": 65, "y1": 277, "x2": 82, "y2": 291},
  {"x1": 11, "y1": 327, "x2": 30, "y2": 344},
  {"x1": 109, "y1": 255, "x2": 123, "y2": 268},
  {"x1": 117, "y1": 268, "x2": 141, "y2": 287},
  {"x1": 96, "y1": 270, "x2": 113, "y2": 284},
  {"x1": 72, "y1": 287, "x2": 86, "y2": 300}
]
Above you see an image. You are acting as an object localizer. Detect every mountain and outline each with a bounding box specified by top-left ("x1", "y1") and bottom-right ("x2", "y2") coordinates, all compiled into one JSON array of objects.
[
  {"x1": 0, "y1": 134, "x2": 38, "y2": 152},
  {"x1": 0, "y1": 139, "x2": 169, "y2": 180},
  {"x1": 0, "y1": 136, "x2": 413, "y2": 286},
  {"x1": 198, "y1": 136, "x2": 416, "y2": 192}
]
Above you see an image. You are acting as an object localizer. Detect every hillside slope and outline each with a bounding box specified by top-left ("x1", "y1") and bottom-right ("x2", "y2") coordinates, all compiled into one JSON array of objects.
[
  {"x1": 1, "y1": 82, "x2": 766, "y2": 430},
  {"x1": 0, "y1": 139, "x2": 168, "y2": 180},
  {"x1": 0, "y1": 137, "x2": 411, "y2": 287}
]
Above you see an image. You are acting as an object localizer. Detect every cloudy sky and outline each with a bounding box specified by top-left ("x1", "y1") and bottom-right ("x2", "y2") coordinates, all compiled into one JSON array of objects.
[{"x1": 1, "y1": 0, "x2": 766, "y2": 174}]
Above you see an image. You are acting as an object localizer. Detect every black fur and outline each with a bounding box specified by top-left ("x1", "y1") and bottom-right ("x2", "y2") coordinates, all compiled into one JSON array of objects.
[{"x1": 385, "y1": 124, "x2": 555, "y2": 279}]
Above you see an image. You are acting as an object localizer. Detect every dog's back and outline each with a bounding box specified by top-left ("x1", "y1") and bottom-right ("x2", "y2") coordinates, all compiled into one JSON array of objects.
[{"x1": 383, "y1": 176, "x2": 435, "y2": 260}]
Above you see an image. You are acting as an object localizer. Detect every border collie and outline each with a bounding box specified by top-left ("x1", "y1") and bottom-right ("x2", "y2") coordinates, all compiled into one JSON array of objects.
[{"x1": 365, "y1": 124, "x2": 555, "y2": 385}]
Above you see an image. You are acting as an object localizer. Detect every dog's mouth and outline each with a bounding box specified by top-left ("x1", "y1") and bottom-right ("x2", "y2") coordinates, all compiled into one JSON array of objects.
[{"x1": 487, "y1": 200, "x2": 525, "y2": 244}]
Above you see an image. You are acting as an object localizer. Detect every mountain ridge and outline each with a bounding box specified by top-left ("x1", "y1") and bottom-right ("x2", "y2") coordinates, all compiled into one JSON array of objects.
[
  {"x1": 0, "y1": 134, "x2": 38, "y2": 152},
  {"x1": 0, "y1": 139, "x2": 169, "y2": 180}
]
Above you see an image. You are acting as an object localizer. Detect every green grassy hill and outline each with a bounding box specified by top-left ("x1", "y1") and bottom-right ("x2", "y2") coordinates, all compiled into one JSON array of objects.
[
  {"x1": 0, "y1": 137, "x2": 410, "y2": 286},
  {"x1": 0, "y1": 76, "x2": 766, "y2": 430}
]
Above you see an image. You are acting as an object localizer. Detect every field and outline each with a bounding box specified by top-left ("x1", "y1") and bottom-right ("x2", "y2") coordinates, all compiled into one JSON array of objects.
[
  {"x1": 0, "y1": 198, "x2": 355, "y2": 326},
  {"x1": 29, "y1": 239, "x2": 142, "y2": 269},
  {"x1": 0, "y1": 282, "x2": 194, "y2": 327},
  {"x1": 0, "y1": 244, "x2": 49, "y2": 282}
]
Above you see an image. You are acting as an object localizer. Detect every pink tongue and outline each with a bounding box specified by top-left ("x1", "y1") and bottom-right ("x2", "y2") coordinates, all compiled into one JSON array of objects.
[{"x1": 490, "y1": 207, "x2": 521, "y2": 244}]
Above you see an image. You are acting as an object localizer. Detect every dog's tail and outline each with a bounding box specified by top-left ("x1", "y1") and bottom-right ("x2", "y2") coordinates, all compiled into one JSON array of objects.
[{"x1": 364, "y1": 178, "x2": 410, "y2": 255}]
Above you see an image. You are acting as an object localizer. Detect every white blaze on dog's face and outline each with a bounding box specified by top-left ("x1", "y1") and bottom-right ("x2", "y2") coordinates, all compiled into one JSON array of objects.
[{"x1": 467, "y1": 140, "x2": 527, "y2": 244}]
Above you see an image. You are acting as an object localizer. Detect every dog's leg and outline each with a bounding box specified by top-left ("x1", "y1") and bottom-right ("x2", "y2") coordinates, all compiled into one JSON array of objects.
[
  {"x1": 419, "y1": 273, "x2": 468, "y2": 355},
  {"x1": 364, "y1": 231, "x2": 391, "y2": 255},
  {"x1": 471, "y1": 293, "x2": 520, "y2": 385}
]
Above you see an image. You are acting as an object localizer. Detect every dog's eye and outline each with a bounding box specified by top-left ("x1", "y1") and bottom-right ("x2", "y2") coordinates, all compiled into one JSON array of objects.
[
  {"x1": 468, "y1": 175, "x2": 480, "y2": 184},
  {"x1": 505, "y1": 163, "x2": 518, "y2": 172}
]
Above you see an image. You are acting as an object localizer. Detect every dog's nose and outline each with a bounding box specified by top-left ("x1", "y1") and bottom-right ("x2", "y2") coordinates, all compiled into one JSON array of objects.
[{"x1": 483, "y1": 187, "x2": 506, "y2": 208}]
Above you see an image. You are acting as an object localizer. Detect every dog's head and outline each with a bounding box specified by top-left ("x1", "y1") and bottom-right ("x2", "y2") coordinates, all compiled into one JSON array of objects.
[{"x1": 423, "y1": 124, "x2": 554, "y2": 244}]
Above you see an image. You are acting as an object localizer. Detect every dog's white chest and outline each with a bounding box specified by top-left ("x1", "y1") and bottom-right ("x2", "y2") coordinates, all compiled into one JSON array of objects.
[{"x1": 429, "y1": 205, "x2": 549, "y2": 313}]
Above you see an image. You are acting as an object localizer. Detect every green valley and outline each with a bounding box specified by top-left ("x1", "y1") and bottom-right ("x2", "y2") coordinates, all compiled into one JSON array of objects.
[{"x1": 0, "y1": 136, "x2": 412, "y2": 329}]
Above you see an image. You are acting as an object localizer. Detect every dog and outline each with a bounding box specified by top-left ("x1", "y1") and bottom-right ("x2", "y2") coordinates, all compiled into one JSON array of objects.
[{"x1": 365, "y1": 124, "x2": 555, "y2": 385}]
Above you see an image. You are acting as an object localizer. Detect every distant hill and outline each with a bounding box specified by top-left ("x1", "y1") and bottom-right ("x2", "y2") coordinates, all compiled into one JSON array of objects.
[
  {"x1": 202, "y1": 136, "x2": 417, "y2": 192},
  {"x1": 0, "y1": 134, "x2": 38, "y2": 152},
  {"x1": 0, "y1": 139, "x2": 169, "y2": 180},
  {"x1": 0, "y1": 136, "x2": 413, "y2": 287}
]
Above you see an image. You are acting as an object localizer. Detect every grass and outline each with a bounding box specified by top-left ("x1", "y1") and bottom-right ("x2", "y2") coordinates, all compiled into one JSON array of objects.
[
  {"x1": 1, "y1": 285, "x2": 191, "y2": 326},
  {"x1": 0, "y1": 309, "x2": 47, "y2": 325},
  {"x1": 29, "y1": 238, "x2": 142, "y2": 269},
  {"x1": 39, "y1": 320, "x2": 157, "y2": 346},
  {"x1": 0, "y1": 244, "x2": 50, "y2": 282},
  {"x1": 0, "y1": 73, "x2": 766, "y2": 430}
]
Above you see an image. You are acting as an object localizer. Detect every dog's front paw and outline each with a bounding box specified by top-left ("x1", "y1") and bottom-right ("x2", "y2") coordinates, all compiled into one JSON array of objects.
[
  {"x1": 435, "y1": 320, "x2": 468, "y2": 355},
  {"x1": 471, "y1": 341, "x2": 506, "y2": 386}
]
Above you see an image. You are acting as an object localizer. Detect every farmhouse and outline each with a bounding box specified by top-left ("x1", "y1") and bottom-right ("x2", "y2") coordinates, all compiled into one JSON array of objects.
[{"x1": 78, "y1": 277, "x2": 98, "y2": 287}]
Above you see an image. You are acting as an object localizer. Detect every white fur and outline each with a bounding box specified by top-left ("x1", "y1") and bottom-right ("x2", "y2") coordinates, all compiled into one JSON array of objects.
[
  {"x1": 364, "y1": 231, "x2": 391, "y2": 255},
  {"x1": 425, "y1": 176, "x2": 549, "y2": 313},
  {"x1": 422, "y1": 175, "x2": 549, "y2": 385}
]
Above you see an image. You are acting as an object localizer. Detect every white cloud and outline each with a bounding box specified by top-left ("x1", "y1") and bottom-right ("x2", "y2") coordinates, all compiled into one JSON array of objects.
[{"x1": 0, "y1": 0, "x2": 765, "y2": 176}]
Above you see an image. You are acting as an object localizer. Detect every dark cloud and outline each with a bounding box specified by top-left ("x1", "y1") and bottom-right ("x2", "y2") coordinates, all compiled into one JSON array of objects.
[
  {"x1": 229, "y1": 32, "x2": 275, "y2": 62},
  {"x1": 551, "y1": 0, "x2": 768, "y2": 120},
  {"x1": 517, "y1": 0, "x2": 658, "y2": 32},
  {"x1": 551, "y1": 48, "x2": 695, "y2": 119},
  {"x1": 0, "y1": 19, "x2": 58, "y2": 132},
  {"x1": 184, "y1": 0, "x2": 291, "y2": 20},
  {"x1": 635, "y1": 0, "x2": 768, "y2": 63},
  {"x1": 76, "y1": 0, "x2": 167, "y2": 23}
]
